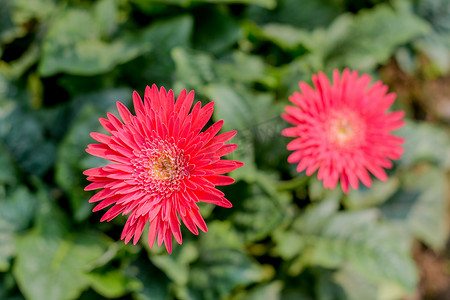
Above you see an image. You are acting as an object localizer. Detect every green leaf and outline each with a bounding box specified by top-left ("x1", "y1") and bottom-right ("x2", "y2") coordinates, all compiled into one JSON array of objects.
[
  {"x1": 397, "y1": 120, "x2": 450, "y2": 168},
  {"x1": 13, "y1": 229, "x2": 112, "y2": 300},
  {"x1": 149, "y1": 242, "x2": 198, "y2": 286},
  {"x1": 184, "y1": 221, "x2": 266, "y2": 300},
  {"x1": 380, "y1": 166, "x2": 448, "y2": 251},
  {"x1": 193, "y1": 6, "x2": 242, "y2": 54},
  {"x1": 12, "y1": 0, "x2": 55, "y2": 26},
  {"x1": 274, "y1": 200, "x2": 418, "y2": 293},
  {"x1": 55, "y1": 89, "x2": 130, "y2": 221},
  {"x1": 247, "y1": 0, "x2": 344, "y2": 30},
  {"x1": 147, "y1": 0, "x2": 276, "y2": 9},
  {"x1": 333, "y1": 264, "x2": 378, "y2": 300},
  {"x1": 0, "y1": 142, "x2": 16, "y2": 185},
  {"x1": 123, "y1": 15, "x2": 193, "y2": 87},
  {"x1": 93, "y1": 0, "x2": 119, "y2": 37},
  {"x1": 413, "y1": 0, "x2": 450, "y2": 76},
  {"x1": 218, "y1": 51, "x2": 278, "y2": 89},
  {"x1": 39, "y1": 7, "x2": 151, "y2": 76},
  {"x1": 172, "y1": 47, "x2": 216, "y2": 93},
  {"x1": 0, "y1": 108, "x2": 56, "y2": 176},
  {"x1": 55, "y1": 104, "x2": 103, "y2": 221},
  {"x1": 231, "y1": 172, "x2": 291, "y2": 243},
  {"x1": 231, "y1": 281, "x2": 283, "y2": 300},
  {"x1": 344, "y1": 176, "x2": 401, "y2": 210},
  {"x1": 0, "y1": 0, "x2": 25, "y2": 45},
  {"x1": 126, "y1": 256, "x2": 171, "y2": 300},
  {"x1": 0, "y1": 186, "x2": 36, "y2": 233},
  {"x1": 319, "y1": 4, "x2": 430, "y2": 71},
  {"x1": 85, "y1": 270, "x2": 141, "y2": 298},
  {"x1": 257, "y1": 23, "x2": 314, "y2": 51}
]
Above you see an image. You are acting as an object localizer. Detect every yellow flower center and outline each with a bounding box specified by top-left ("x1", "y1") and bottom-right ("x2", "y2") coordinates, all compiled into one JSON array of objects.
[
  {"x1": 326, "y1": 110, "x2": 365, "y2": 149},
  {"x1": 132, "y1": 140, "x2": 189, "y2": 195}
]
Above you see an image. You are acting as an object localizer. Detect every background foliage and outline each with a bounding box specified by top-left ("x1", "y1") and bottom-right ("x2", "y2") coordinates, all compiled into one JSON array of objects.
[{"x1": 0, "y1": 0, "x2": 449, "y2": 299}]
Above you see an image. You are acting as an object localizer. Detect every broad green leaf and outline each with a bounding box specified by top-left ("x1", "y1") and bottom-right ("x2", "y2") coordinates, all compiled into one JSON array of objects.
[
  {"x1": 0, "y1": 0, "x2": 25, "y2": 45},
  {"x1": 0, "y1": 108, "x2": 56, "y2": 176},
  {"x1": 208, "y1": 84, "x2": 256, "y2": 132},
  {"x1": 147, "y1": 0, "x2": 275, "y2": 9},
  {"x1": 412, "y1": 0, "x2": 450, "y2": 76},
  {"x1": 0, "y1": 186, "x2": 36, "y2": 233},
  {"x1": 13, "y1": 229, "x2": 112, "y2": 300},
  {"x1": 319, "y1": 4, "x2": 430, "y2": 71},
  {"x1": 335, "y1": 263, "x2": 410, "y2": 300},
  {"x1": 207, "y1": 84, "x2": 282, "y2": 181},
  {"x1": 344, "y1": 176, "x2": 401, "y2": 210},
  {"x1": 12, "y1": 0, "x2": 55, "y2": 26},
  {"x1": 93, "y1": 0, "x2": 119, "y2": 37},
  {"x1": 85, "y1": 270, "x2": 141, "y2": 298},
  {"x1": 247, "y1": 0, "x2": 343, "y2": 30},
  {"x1": 39, "y1": 7, "x2": 151, "y2": 76},
  {"x1": 55, "y1": 89, "x2": 130, "y2": 221},
  {"x1": 314, "y1": 269, "x2": 347, "y2": 300},
  {"x1": 55, "y1": 104, "x2": 104, "y2": 222},
  {"x1": 258, "y1": 23, "x2": 313, "y2": 51},
  {"x1": 276, "y1": 55, "x2": 320, "y2": 96},
  {"x1": 193, "y1": 6, "x2": 242, "y2": 54},
  {"x1": 231, "y1": 281, "x2": 283, "y2": 300},
  {"x1": 148, "y1": 242, "x2": 198, "y2": 286},
  {"x1": 172, "y1": 47, "x2": 216, "y2": 94},
  {"x1": 184, "y1": 221, "x2": 266, "y2": 300},
  {"x1": 126, "y1": 256, "x2": 171, "y2": 300},
  {"x1": 274, "y1": 202, "x2": 418, "y2": 293},
  {"x1": 0, "y1": 142, "x2": 16, "y2": 185},
  {"x1": 231, "y1": 172, "x2": 291, "y2": 242},
  {"x1": 334, "y1": 264, "x2": 378, "y2": 300},
  {"x1": 119, "y1": 15, "x2": 193, "y2": 88},
  {"x1": 217, "y1": 51, "x2": 277, "y2": 88},
  {"x1": 0, "y1": 186, "x2": 33, "y2": 271},
  {"x1": 397, "y1": 121, "x2": 450, "y2": 168},
  {"x1": 380, "y1": 166, "x2": 448, "y2": 251}
]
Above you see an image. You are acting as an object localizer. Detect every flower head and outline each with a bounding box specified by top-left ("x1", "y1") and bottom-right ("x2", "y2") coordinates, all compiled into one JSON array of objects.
[
  {"x1": 84, "y1": 85, "x2": 243, "y2": 253},
  {"x1": 281, "y1": 69, "x2": 405, "y2": 193}
]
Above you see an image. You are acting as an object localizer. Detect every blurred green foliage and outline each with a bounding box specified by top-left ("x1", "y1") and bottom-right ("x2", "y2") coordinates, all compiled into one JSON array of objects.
[{"x1": 0, "y1": 0, "x2": 449, "y2": 299}]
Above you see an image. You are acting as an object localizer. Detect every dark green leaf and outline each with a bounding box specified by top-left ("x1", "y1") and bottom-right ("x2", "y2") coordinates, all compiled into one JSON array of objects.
[
  {"x1": 39, "y1": 8, "x2": 151, "y2": 76},
  {"x1": 185, "y1": 221, "x2": 266, "y2": 300},
  {"x1": 85, "y1": 270, "x2": 141, "y2": 298},
  {"x1": 380, "y1": 166, "x2": 448, "y2": 251},
  {"x1": 398, "y1": 120, "x2": 450, "y2": 168},
  {"x1": 321, "y1": 4, "x2": 430, "y2": 71},
  {"x1": 193, "y1": 6, "x2": 242, "y2": 54},
  {"x1": 13, "y1": 229, "x2": 112, "y2": 300},
  {"x1": 274, "y1": 200, "x2": 418, "y2": 294}
]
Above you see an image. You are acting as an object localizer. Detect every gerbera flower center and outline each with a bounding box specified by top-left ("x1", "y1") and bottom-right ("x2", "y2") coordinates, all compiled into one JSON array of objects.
[
  {"x1": 326, "y1": 110, "x2": 365, "y2": 149},
  {"x1": 132, "y1": 140, "x2": 189, "y2": 195}
]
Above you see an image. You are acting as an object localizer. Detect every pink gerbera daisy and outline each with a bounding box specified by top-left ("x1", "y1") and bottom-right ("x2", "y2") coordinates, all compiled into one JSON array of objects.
[
  {"x1": 281, "y1": 69, "x2": 405, "y2": 193},
  {"x1": 84, "y1": 85, "x2": 243, "y2": 253}
]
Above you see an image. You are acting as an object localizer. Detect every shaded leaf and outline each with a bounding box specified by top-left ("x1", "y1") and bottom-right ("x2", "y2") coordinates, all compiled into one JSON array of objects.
[
  {"x1": 274, "y1": 200, "x2": 418, "y2": 294},
  {"x1": 232, "y1": 281, "x2": 283, "y2": 300},
  {"x1": 231, "y1": 172, "x2": 291, "y2": 242},
  {"x1": 184, "y1": 221, "x2": 266, "y2": 300},
  {"x1": 193, "y1": 6, "x2": 242, "y2": 54},
  {"x1": 0, "y1": 142, "x2": 16, "y2": 185},
  {"x1": 13, "y1": 229, "x2": 111, "y2": 300},
  {"x1": 85, "y1": 270, "x2": 141, "y2": 298},
  {"x1": 126, "y1": 256, "x2": 171, "y2": 300},
  {"x1": 397, "y1": 120, "x2": 450, "y2": 168},
  {"x1": 247, "y1": 0, "x2": 344, "y2": 30},
  {"x1": 39, "y1": 7, "x2": 151, "y2": 76},
  {"x1": 380, "y1": 166, "x2": 449, "y2": 251}
]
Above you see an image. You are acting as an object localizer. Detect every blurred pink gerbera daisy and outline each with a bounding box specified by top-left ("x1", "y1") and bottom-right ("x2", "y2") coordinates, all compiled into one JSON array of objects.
[
  {"x1": 84, "y1": 85, "x2": 243, "y2": 253},
  {"x1": 281, "y1": 69, "x2": 405, "y2": 193}
]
